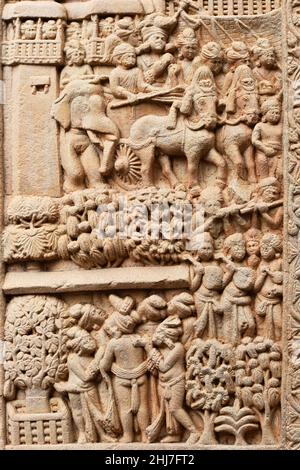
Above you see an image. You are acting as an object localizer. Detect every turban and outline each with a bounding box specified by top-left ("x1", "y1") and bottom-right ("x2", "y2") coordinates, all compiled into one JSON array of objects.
[
  {"x1": 142, "y1": 26, "x2": 168, "y2": 42},
  {"x1": 153, "y1": 315, "x2": 182, "y2": 342},
  {"x1": 109, "y1": 294, "x2": 135, "y2": 315},
  {"x1": 137, "y1": 295, "x2": 167, "y2": 322},
  {"x1": 226, "y1": 41, "x2": 249, "y2": 62},
  {"x1": 112, "y1": 42, "x2": 135, "y2": 59},
  {"x1": 109, "y1": 311, "x2": 136, "y2": 334},
  {"x1": 167, "y1": 293, "x2": 195, "y2": 319},
  {"x1": 115, "y1": 17, "x2": 135, "y2": 39},
  {"x1": 201, "y1": 42, "x2": 223, "y2": 60},
  {"x1": 177, "y1": 28, "x2": 198, "y2": 47}
]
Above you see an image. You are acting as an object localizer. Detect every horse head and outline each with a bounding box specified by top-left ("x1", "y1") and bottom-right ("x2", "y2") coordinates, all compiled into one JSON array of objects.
[
  {"x1": 227, "y1": 65, "x2": 260, "y2": 126},
  {"x1": 191, "y1": 66, "x2": 218, "y2": 130}
]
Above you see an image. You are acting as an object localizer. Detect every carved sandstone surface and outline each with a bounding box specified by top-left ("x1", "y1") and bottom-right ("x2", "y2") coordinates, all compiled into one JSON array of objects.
[{"x1": 0, "y1": 0, "x2": 299, "y2": 449}]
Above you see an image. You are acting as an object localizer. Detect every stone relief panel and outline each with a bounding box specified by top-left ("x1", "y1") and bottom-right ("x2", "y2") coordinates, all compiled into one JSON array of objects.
[{"x1": 0, "y1": 0, "x2": 295, "y2": 449}]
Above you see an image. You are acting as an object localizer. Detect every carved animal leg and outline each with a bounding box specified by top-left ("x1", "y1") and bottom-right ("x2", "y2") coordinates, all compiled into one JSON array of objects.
[
  {"x1": 226, "y1": 144, "x2": 246, "y2": 181},
  {"x1": 62, "y1": 132, "x2": 85, "y2": 193},
  {"x1": 244, "y1": 145, "x2": 257, "y2": 183},
  {"x1": 159, "y1": 154, "x2": 178, "y2": 187},
  {"x1": 205, "y1": 148, "x2": 227, "y2": 182},
  {"x1": 135, "y1": 146, "x2": 156, "y2": 186},
  {"x1": 99, "y1": 138, "x2": 117, "y2": 176},
  {"x1": 186, "y1": 151, "x2": 200, "y2": 188},
  {"x1": 81, "y1": 144, "x2": 104, "y2": 189}
]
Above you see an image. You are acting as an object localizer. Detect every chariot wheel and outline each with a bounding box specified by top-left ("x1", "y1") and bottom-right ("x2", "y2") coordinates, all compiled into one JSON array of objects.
[{"x1": 111, "y1": 143, "x2": 142, "y2": 190}]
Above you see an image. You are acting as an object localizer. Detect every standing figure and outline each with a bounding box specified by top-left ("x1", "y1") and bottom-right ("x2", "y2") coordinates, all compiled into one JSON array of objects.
[
  {"x1": 99, "y1": 301, "x2": 149, "y2": 443},
  {"x1": 193, "y1": 186, "x2": 250, "y2": 241},
  {"x1": 136, "y1": 295, "x2": 167, "y2": 420},
  {"x1": 146, "y1": 316, "x2": 200, "y2": 444},
  {"x1": 254, "y1": 233, "x2": 282, "y2": 341},
  {"x1": 221, "y1": 267, "x2": 256, "y2": 345},
  {"x1": 187, "y1": 232, "x2": 233, "y2": 339},
  {"x1": 168, "y1": 28, "x2": 201, "y2": 86},
  {"x1": 252, "y1": 38, "x2": 282, "y2": 106},
  {"x1": 192, "y1": 264, "x2": 224, "y2": 340},
  {"x1": 55, "y1": 326, "x2": 110, "y2": 443},
  {"x1": 252, "y1": 98, "x2": 282, "y2": 179}
]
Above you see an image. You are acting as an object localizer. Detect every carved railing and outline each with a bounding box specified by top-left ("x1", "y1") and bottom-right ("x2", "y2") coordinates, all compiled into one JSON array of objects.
[{"x1": 167, "y1": 0, "x2": 282, "y2": 15}]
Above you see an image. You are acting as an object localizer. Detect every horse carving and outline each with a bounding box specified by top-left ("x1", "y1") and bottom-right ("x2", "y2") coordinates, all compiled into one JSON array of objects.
[
  {"x1": 216, "y1": 65, "x2": 260, "y2": 183},
  {"x1": 126, "y1": 66, "x2": 226, "y2": 188}
]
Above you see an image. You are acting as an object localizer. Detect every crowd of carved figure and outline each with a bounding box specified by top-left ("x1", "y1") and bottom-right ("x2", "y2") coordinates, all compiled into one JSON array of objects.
[
  {"x1": 4, "y1": 292, "x2": 281, "y2": 445},
  {"x1": 3, "y1": 4, "x2": 284, "y2": 447},
  {"x1": 48, "y1": 5, "x2": 282, "y2": 193}
]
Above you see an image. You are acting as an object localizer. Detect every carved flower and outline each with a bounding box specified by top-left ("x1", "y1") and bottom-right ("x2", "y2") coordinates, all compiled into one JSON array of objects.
[{"x1": 16, "y1": 227, "x2": 49, "y2": 258}]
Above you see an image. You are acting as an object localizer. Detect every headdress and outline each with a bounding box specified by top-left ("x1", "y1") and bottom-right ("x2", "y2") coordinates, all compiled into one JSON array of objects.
[
  {"x1": 109, "y1": 294, "x2": 135, "y2": 315},
  {"x1": 201, "y1": 42, "x2": 223, "y2": 60},
  {"x1": 226, "y1": 41, "x2": 249, "y2": 62}
]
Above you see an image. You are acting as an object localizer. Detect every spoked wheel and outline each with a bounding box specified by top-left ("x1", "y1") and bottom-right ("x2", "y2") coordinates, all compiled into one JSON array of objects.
[{"x1": 111, "y1": 143, "x2": 142, "y2": 190}]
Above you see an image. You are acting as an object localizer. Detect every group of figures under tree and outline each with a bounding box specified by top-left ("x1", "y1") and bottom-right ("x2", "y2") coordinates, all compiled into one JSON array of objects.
[{"x1": 4, "y1": 292, "x2": 281, "y2": 445}]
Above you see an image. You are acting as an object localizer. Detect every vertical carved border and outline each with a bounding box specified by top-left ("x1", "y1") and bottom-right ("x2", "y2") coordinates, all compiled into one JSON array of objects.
[
  {"x1": 283, "y1": 0, "x2": 300, "y2": 450},
  {"x1": 0, "y1": 0, "x2": 5, "y2": 451}
]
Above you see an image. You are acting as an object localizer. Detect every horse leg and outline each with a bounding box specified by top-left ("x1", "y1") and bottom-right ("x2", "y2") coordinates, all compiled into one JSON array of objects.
[
  {"x1": 159, "y1": 154, "x2": 178, "y2": 188},
  {"x1": 226, "y1": 144, "x2": 247, "y2": 180},
  {"x1": 134, "y1": 145, "x2": 156, "y2": 186},
  {"x1": 244, "y1": 145, "x2": 257, "y2": 183},
  {"x1": 205, "y1": 147, "x2": 227, "y2": 183},
  {"x1": 186, "y1": 149, "x2": 200, "y2": 188}
]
